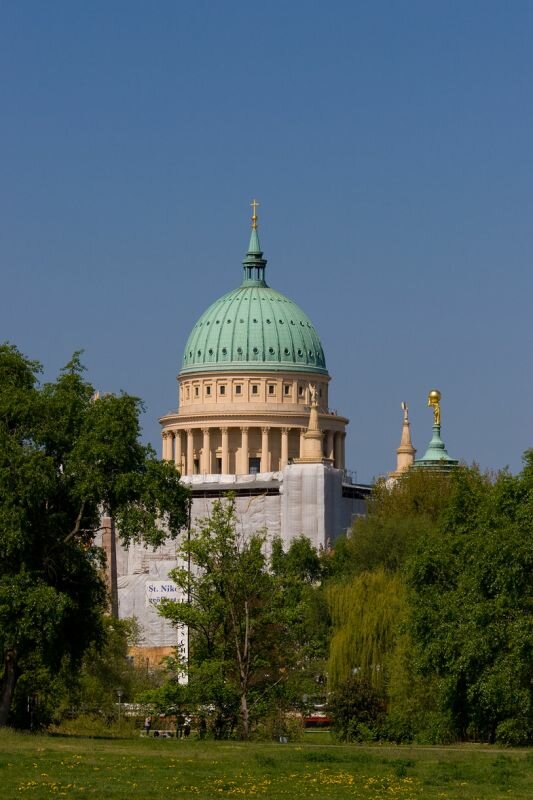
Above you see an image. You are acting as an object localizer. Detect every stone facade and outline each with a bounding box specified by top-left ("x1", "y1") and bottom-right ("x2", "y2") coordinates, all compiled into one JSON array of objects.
[{"x1": 161, "y1": 369, "x2": 347, "y2": 475}]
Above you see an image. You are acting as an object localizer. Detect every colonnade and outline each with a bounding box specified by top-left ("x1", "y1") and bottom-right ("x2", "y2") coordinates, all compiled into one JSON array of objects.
[{"x1": 161, "y1": 425, "x2": 346, "y2": 475}]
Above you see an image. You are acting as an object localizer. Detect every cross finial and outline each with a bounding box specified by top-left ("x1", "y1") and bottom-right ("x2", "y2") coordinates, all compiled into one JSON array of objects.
[{"x1": 250, "y1": 198, "x2": 259, "y2": 229}]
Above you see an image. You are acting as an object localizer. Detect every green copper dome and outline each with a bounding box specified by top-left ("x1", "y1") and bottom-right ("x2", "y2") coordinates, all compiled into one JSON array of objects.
[{"x1": 180, "y1": 224, "x2": 327, "y2": 376}]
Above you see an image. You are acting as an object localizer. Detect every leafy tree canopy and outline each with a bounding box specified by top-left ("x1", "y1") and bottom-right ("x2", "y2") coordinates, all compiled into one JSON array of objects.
[
  {"x1": 325, "y1": 463, "x2": 532, "y2": 745},
  {"x1": 327, "y1": 568, "x2": 407, "y2": 691},
  {"x1": 0, "y1": 344, "x2": 190, "y2": 727},
  {"x1": 158, "y1": 500, "x2": 331, "y2": 738},
  {"x1": 323, "y1": 469, "x2": 454, "y2": 580},
  {"x1": 158, "y1": 498, "x2": 291, "y2": 738},
  {"x1": 408, "y1": 460, "x2": 533, "y2": 744}
]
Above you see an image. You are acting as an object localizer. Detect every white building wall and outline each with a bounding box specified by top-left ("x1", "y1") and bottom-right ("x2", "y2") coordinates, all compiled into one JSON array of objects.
[{"x1": 114, "y1": 464, "x2": 364, "y2": 647}]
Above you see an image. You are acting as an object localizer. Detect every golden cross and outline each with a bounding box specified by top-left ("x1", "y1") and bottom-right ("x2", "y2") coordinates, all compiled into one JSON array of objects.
[{"x1": 250, "y1": 198, "x2": 259, "y2": 229}]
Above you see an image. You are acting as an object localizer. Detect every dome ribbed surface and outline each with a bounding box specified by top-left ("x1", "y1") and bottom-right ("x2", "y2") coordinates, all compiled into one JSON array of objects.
[{"x1": 181, "y1": 282, "x2": 327, "y2": 375}]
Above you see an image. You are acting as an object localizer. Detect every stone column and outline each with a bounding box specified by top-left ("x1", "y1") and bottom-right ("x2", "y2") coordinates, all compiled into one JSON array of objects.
[
  {"x1": 326, "y1": 430, "x2": 335, "y2": 461},
  {"x1": 240, "y1": 427, "x2": 249, "y2": 474},
  {"x1": 281, "y1": 427, "x2": 289, "y2": 468},
  {"x1": 334, "y1": 431, "x2": 343, "y2": 469},
  {"x1": 261, "y1": 426, "x2": 270, "y2": 473},
  {"x1": 162, "y1": 430, "x2": 171, "y2": 461},
  {"x1": 341, "y1": 432, "x2": 346, "y2": 471},
  {"x1": 299, "y1": 428, "x2": 306, "y2": 458},
  {"x1": 221, "y1": 427, "x2": 229, "y2": 474},
  {"x1": 174, "y1": 430, "x2": 182, "y2": 472},
  {"x1": 187, "y1": 429, "x2": 194, "y2": 476},
  {"x1": 202, "y1": 428, "x2": 211, "y2": 474}
]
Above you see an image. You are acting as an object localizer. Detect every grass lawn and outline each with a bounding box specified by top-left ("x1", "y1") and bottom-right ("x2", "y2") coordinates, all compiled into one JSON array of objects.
[{"x1": 0, "y1": 728, "x2": 531, "y2": 800}]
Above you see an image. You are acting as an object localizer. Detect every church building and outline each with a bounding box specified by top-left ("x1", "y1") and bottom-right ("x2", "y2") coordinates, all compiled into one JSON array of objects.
[
  {"x1": 159, "y1": 203, "x2": 369, "y2": 547},
  {"x1": 115, "y1": 204, "x2": 369, "y2": 661}
]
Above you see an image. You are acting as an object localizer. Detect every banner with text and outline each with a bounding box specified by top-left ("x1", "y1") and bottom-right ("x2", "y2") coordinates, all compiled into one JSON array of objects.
[{"x1": 145, "y1": 580, "x2": 184, "y2": 607}]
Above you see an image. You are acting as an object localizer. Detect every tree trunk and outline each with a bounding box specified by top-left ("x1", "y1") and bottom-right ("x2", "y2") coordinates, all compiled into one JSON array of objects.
[
  {"x1": 0, "y1": 649, "x2": 17, "y2": 727},
  {"x1": 240, "y1": 692, "x2": 249, "y2": 740}
]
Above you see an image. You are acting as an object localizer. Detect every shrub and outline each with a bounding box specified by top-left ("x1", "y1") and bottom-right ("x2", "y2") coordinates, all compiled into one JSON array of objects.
[
  {"x1": 330, "y1": 676, "x2": 385, "y2": 742},
  {"x1": 379, "y1": 711, "x2": 414, "y2": 744},
  {"x1": 495, "y1": 717, "x2": 533, "y2": 747},
  {"x1": 252, "y1": 712, "x2": 303, "y2": 742},
  {"x1": 49, "y1": 714, "x2": 139, "y2": 739},
  {"x1": 413, "y1": 711, "x2": 457, "y2": 745}
]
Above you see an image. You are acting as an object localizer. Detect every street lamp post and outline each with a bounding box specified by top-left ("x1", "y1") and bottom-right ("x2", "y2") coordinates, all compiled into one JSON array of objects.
[{"x1": 116, "y1": 688, "x2": 124, "y2": 724}]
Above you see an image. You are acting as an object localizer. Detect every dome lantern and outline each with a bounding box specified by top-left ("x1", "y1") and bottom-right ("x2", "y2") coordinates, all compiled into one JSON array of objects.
[{"x1": 242, "y1": 199, "x2": 267, "y2": 285}]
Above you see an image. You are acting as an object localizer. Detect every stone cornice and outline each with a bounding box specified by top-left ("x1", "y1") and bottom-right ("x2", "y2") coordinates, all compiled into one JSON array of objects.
[
  {"x1": 178, "y1": 369, "x2": 332, "y2": 383},
  {"x1": 160, "y1": 410, "x2": 349, "y2": 429}
]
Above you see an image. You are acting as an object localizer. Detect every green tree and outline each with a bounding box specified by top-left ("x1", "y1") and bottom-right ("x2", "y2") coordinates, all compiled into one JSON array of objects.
[
  {"x1": 330, "y1": 675, "x2": 386, "y2": 742},
  {"x1": 323, "y1": 468, "x2": 460, "y2": 742},
  {"x1": 324, "y1": 470, "x2": 451, "y2": 692},
  {"x1": 269, "y1": 536, "x2": 331, "y2": 718},
  {"x1": 327, "y1": 568, "x2": 407, "y2": 691},
  {"x1": 271, "y1": 535, "x2": 329, "y2": 663},
  {"x1": 158, "y1": 497, "x2": 295, "y2": 739},
  {"x1": 323, "y1": 462, "x2": 533, "y2": 744},
  {"x1": 73, "y1": 617, "x2": 148, "y2": 718},
  {"x1": 408, "y1": 462, "x2": 533, "y2": 744},
  {"x1": 323, "y1": 469, "x2": 452, "y2": 581},
  {"x1": 0, "y1": 344, "x2": 190, "y2": 727}
]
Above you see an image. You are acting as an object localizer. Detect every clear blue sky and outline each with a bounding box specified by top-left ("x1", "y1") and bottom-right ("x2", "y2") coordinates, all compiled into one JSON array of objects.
[{"x1": 1, "y1": 1, "x2": 532, "y2": 482}]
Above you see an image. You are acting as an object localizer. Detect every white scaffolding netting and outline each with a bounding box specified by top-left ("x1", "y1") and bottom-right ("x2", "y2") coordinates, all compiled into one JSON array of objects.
[
  {"x1": 115, "y1": 535, "x2": 184, "y2": 648},
  {"x1": 112, "y1": 466, "x2": 362, "y2": 645}
]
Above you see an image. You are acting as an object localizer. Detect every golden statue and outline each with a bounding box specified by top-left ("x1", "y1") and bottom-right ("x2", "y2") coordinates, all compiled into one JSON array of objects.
[{"x1": 427, "y1": 389, "x2": 441, "y2": 426}]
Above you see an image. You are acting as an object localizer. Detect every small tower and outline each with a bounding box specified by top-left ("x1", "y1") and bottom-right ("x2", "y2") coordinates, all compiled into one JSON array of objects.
[
  {"x1": 294, "y1": 384, "x2": 330, "y2": 464},
  {"x1": 391, "y1": 402, "x2": 416, "y2": 477},
  {"x1": 242, "y1": 199, "x2": 268, "y2": 284},
  {"x1": 413, "y1": 389, "x2": 458, "y2": 471}
]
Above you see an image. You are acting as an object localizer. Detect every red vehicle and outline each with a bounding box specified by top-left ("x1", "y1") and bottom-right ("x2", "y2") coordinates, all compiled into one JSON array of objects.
[{"x1": 303, "y1": 711, "x2": 332, "y2": 729}]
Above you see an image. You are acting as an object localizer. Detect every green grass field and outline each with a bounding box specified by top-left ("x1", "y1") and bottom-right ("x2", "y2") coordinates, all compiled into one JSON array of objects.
[{"x1": 0, "y1": 729, "x2": 531, "y2": 800}]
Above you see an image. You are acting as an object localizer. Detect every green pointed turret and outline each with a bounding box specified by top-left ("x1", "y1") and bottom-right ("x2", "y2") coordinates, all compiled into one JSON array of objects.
[
  {"x1": 242, "y1": 225, "x2": 267, "y2": 284},
  {"x1": 247, "y1": 226, "x2": 262, "y2": 256},
  {"x1": 413, "y1": 389, "x2": 458, "y2": 471}
]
